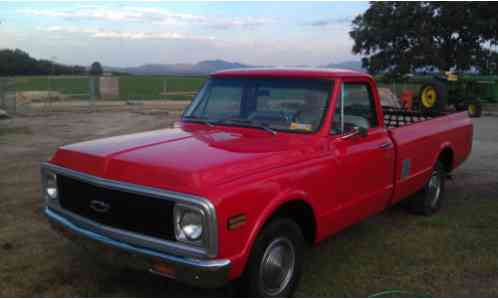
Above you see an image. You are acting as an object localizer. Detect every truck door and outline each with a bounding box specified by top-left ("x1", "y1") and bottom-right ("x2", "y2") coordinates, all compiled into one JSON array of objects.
[{"x1": 330, "y1": 80, "x2": 395, "y2": 226}]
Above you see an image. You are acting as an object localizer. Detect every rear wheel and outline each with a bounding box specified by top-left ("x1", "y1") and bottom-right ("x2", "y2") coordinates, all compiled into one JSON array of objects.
[
  {"x1": 467, "y1": 101, "x2": 482, "y2": 118},
  {"x1": 240, "y1": 218, "x2": 304, "y2": 297},
  {"x1": 418, "y1": 81, "x2": 447, "y2": 113},
  {"x1": 409, "y1": 161, "x2": 446, "y2": 216}
]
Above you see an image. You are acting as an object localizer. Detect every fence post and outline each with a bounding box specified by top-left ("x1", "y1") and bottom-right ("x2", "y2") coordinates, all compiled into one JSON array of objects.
[
  {"x1": 0, "y1": 78, "x2": 4, "y2": 110},
  {"x1": 89, "y1": 76, "x2": 97, "y2": 111},
  {"x1": 163, "y1": 79, "x2": 168, "y2": 101},
  {"x1": 0, "y1": 77, "x2": 17, "y2": 114},
  {"x1": 12, "y1": 78, "x2": 16, "y2": 114}
]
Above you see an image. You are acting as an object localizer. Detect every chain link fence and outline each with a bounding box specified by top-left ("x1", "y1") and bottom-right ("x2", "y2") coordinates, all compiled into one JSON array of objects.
[
  {"x1": 0, "y1": 75, "x2": 203, "y2": 115},
  {"x1": 0, "y1": 77, "x2": 16, "y2": 115}
]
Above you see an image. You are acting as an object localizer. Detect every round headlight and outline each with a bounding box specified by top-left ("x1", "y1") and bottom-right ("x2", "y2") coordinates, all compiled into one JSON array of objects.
[
  {"x1": 45, "y1": 172, "x2": 58, "y2": 200},
  {"x1": 180, "y1": 211, "x2": 203, "y2": 241}
]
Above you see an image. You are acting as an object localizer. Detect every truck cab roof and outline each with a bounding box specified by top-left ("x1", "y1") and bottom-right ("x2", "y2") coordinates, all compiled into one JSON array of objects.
[{"x1": 211, "y1": 67, "x2": 371, "y2": 80}]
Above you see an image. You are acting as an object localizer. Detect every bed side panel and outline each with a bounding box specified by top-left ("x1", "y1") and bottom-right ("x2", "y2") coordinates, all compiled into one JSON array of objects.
[{"x1": 389, "y1": 112, "x2": 472, "y2": 204}]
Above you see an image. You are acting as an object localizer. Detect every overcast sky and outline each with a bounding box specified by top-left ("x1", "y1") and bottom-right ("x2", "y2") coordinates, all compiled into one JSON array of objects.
[{"x1": 0, "y1": 1, "x2": 368, "y2": 67}]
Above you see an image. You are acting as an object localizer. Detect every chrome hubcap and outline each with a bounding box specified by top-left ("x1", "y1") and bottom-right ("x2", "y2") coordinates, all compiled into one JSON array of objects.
[
  {"x1": 428, "y1": 170, "x2": 441, "y2": 208},
  {"x1": 259, "y1": 237, "x2": 295, "y2": 296}
]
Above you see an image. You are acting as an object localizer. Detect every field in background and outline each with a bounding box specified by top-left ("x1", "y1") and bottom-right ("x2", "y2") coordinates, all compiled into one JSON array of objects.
[
  {"x1": 119, "y1": 75, "x2": 205, "y2": 101},
  {"x1": 8, "y1": 74, "x2": 498, "y2": 104},
  {"x1": 13, "y1": 75, "x2": 418, "y2": 101},
  {"x1": 7, "y1": 76, "x2": 422, "y2": 113},
  {"x1": 15, "y1": 76, "x2": 88, "y2": 93},
  {"x1": 4, "y1": 75, "x2": 498, "y2": 116},
  {"x1": 12, "y1": 75, "x2": 207, "y2": 102}
]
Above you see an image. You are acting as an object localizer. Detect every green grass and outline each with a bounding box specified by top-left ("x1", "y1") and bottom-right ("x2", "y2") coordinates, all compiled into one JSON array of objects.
[
  {"x1": 295, "y1": 197, "x2": 498, "y2": 297},
  {"x1": 15, "y1": 76, "x2": 89, "y2": 95},
  {"x1": 13, "y1": 75, "x2": 207, "y2": 101},
  {"x1": 119, "y1": 75, "x2": 205, "y2": 100}
]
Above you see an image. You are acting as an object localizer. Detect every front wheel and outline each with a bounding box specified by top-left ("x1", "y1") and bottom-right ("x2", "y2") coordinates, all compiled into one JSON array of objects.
[{"x1": 240, "y1": 218, "x2": 304, "y2": 297}]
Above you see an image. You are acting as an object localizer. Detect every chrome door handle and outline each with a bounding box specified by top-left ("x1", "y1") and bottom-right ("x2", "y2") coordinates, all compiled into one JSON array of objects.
[{"x1": 379, "y1": 142, "x2": 392, "y2": 149}]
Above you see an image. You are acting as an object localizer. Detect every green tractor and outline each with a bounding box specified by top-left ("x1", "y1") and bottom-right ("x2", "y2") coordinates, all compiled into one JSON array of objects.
[{"x1": 417, "y1": 73, "x2": 498, "y2": 118}]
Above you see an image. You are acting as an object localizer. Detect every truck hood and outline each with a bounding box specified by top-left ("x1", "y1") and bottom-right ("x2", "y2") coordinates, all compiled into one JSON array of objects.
[{"x1": 51, "y1": 125, "x2": 320, "y2": 195}]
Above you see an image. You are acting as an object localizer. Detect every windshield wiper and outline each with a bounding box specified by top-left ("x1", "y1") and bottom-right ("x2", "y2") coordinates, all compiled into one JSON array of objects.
[
  {"x1": 182, "y1": 116, "x2": 216, "y2": 127},
  {"x1": 218, "y1": 118, "x2": 277, "y2": 135},
  {"x1": 183, "y1": 116, "x2": 277, "y2": 135}
]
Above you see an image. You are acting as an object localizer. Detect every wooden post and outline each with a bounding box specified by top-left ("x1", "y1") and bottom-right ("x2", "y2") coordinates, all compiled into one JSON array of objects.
[{"x1": 163, "y1": 79, "x2": 167, "y2": 101}]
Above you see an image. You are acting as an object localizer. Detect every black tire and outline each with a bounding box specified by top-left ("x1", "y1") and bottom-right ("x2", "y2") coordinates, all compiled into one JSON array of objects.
[
  {"x1": 239, "y1": 218, "x2": 305, "y2": 297},
  {"x1": 467, "y1": 101, "x2": 482, "y2": 118},
  {"x1": 418, "y1": 80, "x2": 447, "y2": 113},
  {"x1": 408, "y1": 161, "x2": 446, "y2": 216}
]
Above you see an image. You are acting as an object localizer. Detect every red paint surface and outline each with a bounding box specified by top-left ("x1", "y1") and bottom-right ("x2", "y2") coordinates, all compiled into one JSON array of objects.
[{"x1": 50, "y1": 68, "x2": 473, "y2": 280}]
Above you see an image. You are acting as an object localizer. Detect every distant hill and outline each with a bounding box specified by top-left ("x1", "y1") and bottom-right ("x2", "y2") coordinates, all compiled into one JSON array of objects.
[
  {"x1": 323, "y1": 61, "x2": 365, "y2": 71},
  {"x1": 105, "y1": 59, "x2": 250, "y2": 75},
  {"x1": 192, "y1": 60, "x2": 248, "y2": 73},
  {"x1": 104, "y1": 59, "x2": 366, "y2": 75}
]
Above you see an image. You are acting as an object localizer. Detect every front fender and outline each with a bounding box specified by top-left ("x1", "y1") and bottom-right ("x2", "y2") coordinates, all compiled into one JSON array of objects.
[{"x1": 225, "y1": 189, "x2": 316, "y2": 280}]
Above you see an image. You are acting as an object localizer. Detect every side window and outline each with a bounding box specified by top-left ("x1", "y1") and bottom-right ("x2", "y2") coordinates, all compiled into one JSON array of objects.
[{"x1": 332, "y1": 82, "x2": 377, "y2": 134}]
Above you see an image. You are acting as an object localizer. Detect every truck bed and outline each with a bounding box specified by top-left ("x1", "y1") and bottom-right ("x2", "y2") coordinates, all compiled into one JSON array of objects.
[{"x1": 385, "y1": 109, "x2": 473, "y2": 204}]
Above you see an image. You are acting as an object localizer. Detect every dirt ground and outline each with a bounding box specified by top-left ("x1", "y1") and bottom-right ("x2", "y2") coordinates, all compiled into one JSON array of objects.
[{"x1": 1, "y1": 108, "x2": 497, "y2": 297}]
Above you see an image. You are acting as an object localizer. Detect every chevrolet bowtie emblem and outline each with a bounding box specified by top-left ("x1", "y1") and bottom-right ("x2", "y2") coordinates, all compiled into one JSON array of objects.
[{"x1": 90, "y1": 200, "x2": 111, "y2": 213}]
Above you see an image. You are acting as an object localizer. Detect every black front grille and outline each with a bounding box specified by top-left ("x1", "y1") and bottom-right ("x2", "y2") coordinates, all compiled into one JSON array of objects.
[{"x1": 57, "y1": 175, "x2": 175, "y2": 241}]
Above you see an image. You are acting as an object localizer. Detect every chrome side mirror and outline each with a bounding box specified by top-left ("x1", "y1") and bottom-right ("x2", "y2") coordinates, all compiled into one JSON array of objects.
[{"x1": 340, "y1": 126, "x2": 368, "y2": 140}]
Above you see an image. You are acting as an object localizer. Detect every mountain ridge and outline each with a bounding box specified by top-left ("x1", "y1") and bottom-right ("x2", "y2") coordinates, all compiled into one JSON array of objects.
[{"x1": 105, "y1": 59, "x2": 364, "y2": 75}]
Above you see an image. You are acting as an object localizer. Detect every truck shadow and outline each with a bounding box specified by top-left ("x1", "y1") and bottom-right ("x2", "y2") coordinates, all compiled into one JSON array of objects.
[
  {"x1": 103, "y1": 268, "x2": 230, "y2": 297},
  {"x1": 63, "y1": 247, "x2": 232, "y2": 297}
]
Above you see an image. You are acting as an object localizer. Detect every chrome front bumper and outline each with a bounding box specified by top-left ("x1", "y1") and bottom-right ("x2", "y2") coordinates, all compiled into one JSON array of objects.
[{"x1": 45, "y1": 208, "x2": 231, "y2": 288}]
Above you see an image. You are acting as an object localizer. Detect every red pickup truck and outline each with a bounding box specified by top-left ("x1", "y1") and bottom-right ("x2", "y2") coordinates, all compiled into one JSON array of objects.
[{"x1": 42, "y1": 68, "x2": 473, "y2": 297}]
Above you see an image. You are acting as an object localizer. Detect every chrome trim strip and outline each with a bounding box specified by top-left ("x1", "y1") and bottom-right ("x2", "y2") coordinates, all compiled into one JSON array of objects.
[
  {"x1": 44, "y1": 208, "x2": 231, "y2": 288},
  {"x1": 49, "y1": 204, "x2": 209, "y2": 258},
  {"x1": 41, "y1": 162, "x2": 218, "y2": 258},
  {"x1": 44, "y1": 208, "x2": 231, "y2": 271}
]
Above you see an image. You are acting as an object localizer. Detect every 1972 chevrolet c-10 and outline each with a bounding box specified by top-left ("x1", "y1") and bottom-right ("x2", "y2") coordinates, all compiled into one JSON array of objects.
[{"x1": 42, "y1": 68, "x2": 473, "y2": 297}]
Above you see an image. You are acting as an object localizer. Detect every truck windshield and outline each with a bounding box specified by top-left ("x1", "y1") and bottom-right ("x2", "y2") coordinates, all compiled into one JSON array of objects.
[{"x1": 183, "y1": 77, "x2": 332, "y2": 133}]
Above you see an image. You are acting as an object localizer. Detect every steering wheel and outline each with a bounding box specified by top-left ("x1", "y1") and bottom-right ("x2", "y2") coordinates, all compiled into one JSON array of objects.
[
  {"x1": 292, "y1": 110, "x2": 303, "y2": 122},
  {"x1": 247, "y1": 111, "x2": 290, "y2": 124},
  {"x1": 280, "y1": 111, "x2": 292, "y2": 123}
]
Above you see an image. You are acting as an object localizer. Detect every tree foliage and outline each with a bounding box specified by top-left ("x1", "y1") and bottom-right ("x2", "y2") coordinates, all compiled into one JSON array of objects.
[
  {"x1": 89, "y1": 61, "x2": 103, "y2": 76},
  {"x1": 0, "y1": 48, "x2": 86, "y2": 76},
  {"x1": 350, "y1": 2, "x2": 498, "y2": 77}
]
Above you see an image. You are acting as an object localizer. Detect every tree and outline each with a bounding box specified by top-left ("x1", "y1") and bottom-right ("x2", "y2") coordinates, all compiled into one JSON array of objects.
[
  {"x1": 0, "y1": 48, "x2": 86, "y2": 76},
  {"x1": 472, "y1": 2, "x2": 498, "y2": 46},
  {"x1": 350, "y1": 2, "x2": 498, "y2": 77},
  {"x1": 475, "y1": 49, "x2": 498, "y2": 75},
  {"x1": 89, "y1": 61, "x2": 103, "y2": 76}
]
